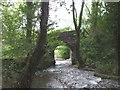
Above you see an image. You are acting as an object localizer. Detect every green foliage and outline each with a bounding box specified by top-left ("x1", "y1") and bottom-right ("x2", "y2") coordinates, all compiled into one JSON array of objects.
[
  {"x1": 2, "y1": 59, "x2": 24, "y2": 88},
  {"x1": 1, "y1": 2, "x2": 36, "y2": 59},
  {"x1": 47, "y1": 29, "x2": 68, "y2": 53},
  {"x1": 55, "y1": 46, "x2": 70, "y2": 59},
  {"x1": 95, "y1": 61, "x2": 115, "y2": 74},
  {"x1": 1, "y1": 2, "x2": 72, "y2": 88},
  {"x1": 80, "y1": 2, "x2": 118, "y2": 75}
]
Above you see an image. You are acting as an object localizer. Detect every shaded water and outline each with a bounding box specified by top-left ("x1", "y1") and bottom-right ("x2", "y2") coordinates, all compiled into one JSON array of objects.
[{"x1": 31, "y1": 59, "x2": 120, "y2": 88}]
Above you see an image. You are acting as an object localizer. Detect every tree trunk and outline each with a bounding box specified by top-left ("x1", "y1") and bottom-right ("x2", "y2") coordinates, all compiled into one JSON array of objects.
[
  {"x1": 49, "y1": 50, "x2": 55, "y2": 66},
  {"x1": 72, "y1": 0, "x2": 85, "y2": 68},
  {"x1": 17, "y1": 1, "x2": 49, "y2": 88},
  {"x1": 26, "y1": 1, "x2": 33, "y2": 43},
  {"x1": 71, "y1": 49, "x2": 77, "y2": 65},
  {"x1": 113, "y1": 2, "x2": 120, "y2": 78},
  {"x1": 106, "y1": 2, "x2": 120, "y2": 78},
  {"x1": 75, "y1": 30, "x2": 84, "y2": 68},
  {"x1": 118, "y1": 2, "x2": 120, "y2": 80},
  {"x1": 114, "y1": 3, "x2": 119, "y2": 77}
]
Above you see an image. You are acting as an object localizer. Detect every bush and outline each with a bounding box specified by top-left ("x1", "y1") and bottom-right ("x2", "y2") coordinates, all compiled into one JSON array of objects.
[
  {"x1": 80, "y1": 32, "x2": 117, "y2": 75},
  {"x1": 2, "y1": 58, "x2": 25, "y2": 88}
]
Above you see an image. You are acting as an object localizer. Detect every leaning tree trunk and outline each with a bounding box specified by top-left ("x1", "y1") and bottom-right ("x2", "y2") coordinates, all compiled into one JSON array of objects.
[
  {"x1": 72, "y1": 0, "x2": 85, "y2": 68},
  {"x1": 17, "y1": 1, "x2": 49, "y2": 88}
]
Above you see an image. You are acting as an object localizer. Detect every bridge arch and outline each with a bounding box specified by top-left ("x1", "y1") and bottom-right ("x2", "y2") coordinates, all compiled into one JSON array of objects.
[{"x1": 47, "y1": 30, "x2": 77, "y2": 66}]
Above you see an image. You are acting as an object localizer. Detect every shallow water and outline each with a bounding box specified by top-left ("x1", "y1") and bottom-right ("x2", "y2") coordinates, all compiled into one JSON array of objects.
[{"x1": 31, "y1": 59, "x2": 120, "y2": 88}]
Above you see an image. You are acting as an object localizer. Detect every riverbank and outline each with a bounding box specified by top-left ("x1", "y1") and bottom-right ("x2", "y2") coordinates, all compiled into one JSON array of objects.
[{"x1": 80, "y1": 66, "x2": 120, "y2": 81}]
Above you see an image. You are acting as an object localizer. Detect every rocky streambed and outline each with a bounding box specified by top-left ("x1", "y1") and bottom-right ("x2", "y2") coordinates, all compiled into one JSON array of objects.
[{"x1": 31, "y1": 59, "x2": 120, "y2": 89}]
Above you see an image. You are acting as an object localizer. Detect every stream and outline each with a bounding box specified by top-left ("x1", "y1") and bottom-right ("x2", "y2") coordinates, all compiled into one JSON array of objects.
[{"x1": 31, "y1": 58, "x2": 120, "y2": 89}]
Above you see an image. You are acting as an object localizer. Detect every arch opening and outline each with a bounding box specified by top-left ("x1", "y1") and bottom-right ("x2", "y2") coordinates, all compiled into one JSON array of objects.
[{"x1": 54, "y1": 45, "x2": 72, "y2": 66}]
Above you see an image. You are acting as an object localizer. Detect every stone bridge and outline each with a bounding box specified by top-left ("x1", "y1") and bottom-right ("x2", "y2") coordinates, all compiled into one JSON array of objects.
[{"x1": 58, "y1": 30, "x2": 77, "y2": 65}]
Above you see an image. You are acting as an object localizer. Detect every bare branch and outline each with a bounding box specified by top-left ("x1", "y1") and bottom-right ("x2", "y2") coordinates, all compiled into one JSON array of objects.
[
  {"x1": 85, "y1": 4, "x2": 92, "y2": 16},
  {"x1": 78, "y1": 0, "x2": 85, "y2": 29},
  {"x1": 74, "y1": 6, "x2": 77, "y2": 22},
  {"x1": 72, "y1": 0, "x2": 77, "y2": 30}
]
